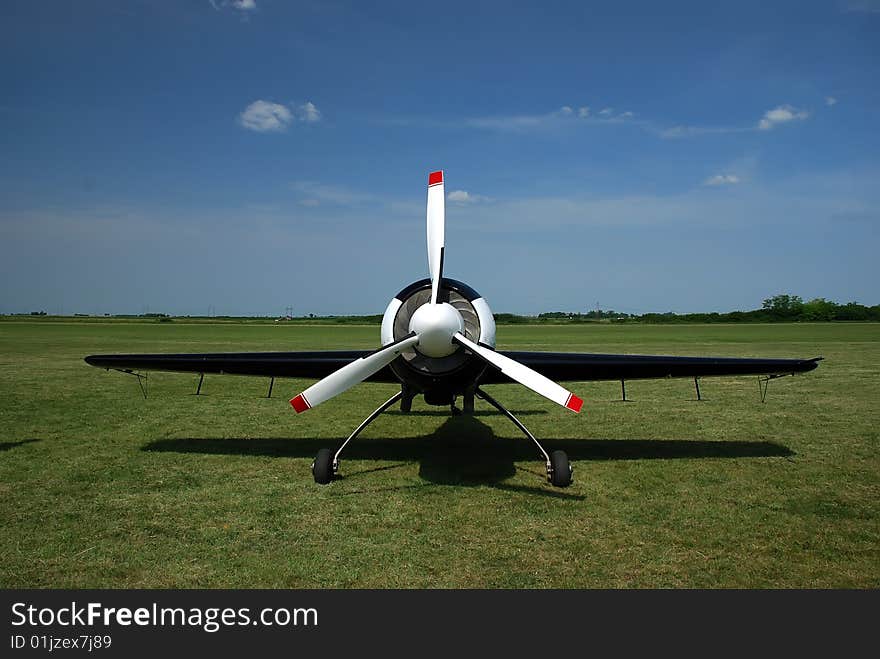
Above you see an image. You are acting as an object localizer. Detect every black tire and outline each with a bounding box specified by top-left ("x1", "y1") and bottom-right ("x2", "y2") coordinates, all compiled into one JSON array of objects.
[
  {"x1": 312, "y1": 448, "x2": 334, "y2": 484},
  {"x1": 549, "y1": 450, "x2": 572, "y2": 488}
]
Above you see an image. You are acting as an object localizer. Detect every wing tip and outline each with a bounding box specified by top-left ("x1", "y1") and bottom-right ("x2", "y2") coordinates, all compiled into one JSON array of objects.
[
  {"x1": 428, "y1": 170, "x2": 443, "y2": 186},
  {"x1": 290, "y1": 393, "x2": 311, "y2": 413},
  {"x1": 565, "y1": 394, "x2": 583, "y2": 413}
]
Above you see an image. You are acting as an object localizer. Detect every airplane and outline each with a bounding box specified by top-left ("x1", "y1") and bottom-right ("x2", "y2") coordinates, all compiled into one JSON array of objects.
[{"x1": 85, "y1": 170, "x2": 821, "y2": 488}]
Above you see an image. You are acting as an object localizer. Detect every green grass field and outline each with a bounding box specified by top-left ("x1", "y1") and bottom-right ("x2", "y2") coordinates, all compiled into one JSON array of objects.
[{"x1": 1, "y1": 319, "x2": 877, "y2": 588}]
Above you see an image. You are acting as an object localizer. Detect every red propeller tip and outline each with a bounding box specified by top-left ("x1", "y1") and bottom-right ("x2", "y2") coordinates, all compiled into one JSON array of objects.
[
  {"x1": 290, "y1": 394, "x2": 311, "y2": 413},
  {"x1": 565, "y1": 394, "x2": 583, "y2": 413},
  {"x1": 428, "y1": 171, "x2": 443, "y2": 186}
]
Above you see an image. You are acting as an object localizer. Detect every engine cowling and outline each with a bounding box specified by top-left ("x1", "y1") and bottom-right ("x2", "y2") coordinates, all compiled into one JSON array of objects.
[{"x1": 380, "y1": 278, "x2": 496, "y2": 401}]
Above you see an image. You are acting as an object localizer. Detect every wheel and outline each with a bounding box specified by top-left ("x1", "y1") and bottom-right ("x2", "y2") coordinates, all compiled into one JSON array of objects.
[
  {"x1": 549, "y1": 450, "x2": 572, "y2": 488},
  {"x1": 312, "y1": 448, "x2": 335, "y2": 484}
]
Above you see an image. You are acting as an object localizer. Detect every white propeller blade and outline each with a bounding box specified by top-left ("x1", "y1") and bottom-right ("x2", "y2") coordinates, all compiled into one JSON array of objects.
[
  {"x1": 453, "y1": 332, "x2": 583, "y2": 413},
  {"x1": 290, "y1": 335, "x2": 420, "y2": 413},
  {"x1": 426, "y1": 170, "x2": 445, "y2": 305}
]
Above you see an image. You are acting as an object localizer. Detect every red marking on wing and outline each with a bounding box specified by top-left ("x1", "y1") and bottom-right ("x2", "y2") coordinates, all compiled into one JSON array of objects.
[
  {"x1": 428, "y1": 171, "x2": 443, "y2": 186},
  {"x1": 565, "y1": 394, "x2": 583, "y2": 413},
  {"x1": 290, "y1": 394, "x2": 311, "y2": 413}
]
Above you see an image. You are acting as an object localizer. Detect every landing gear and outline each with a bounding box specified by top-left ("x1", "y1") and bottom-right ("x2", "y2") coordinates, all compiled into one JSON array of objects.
[
  {"x1": 400, "y1": 385, "x2": 415, "y2": 413},
  {"x1": 549, "y1": 450, "x2": 572, "y2": 487},
  {"x1": 462, "y1": 386, "x2": 475, "y2": 414},
  {"x1": 310, "y1": 387, "x2": 573, "y2": 487},
  {"x1": 476, "y1": 387, "x2": 573, "y2": 488},
  {"x1": 311, "y1": 391, "x2": 403, "y2": 485},
  {"x1": 312, "y1": 448, "x2": 334, "y2": 484}
]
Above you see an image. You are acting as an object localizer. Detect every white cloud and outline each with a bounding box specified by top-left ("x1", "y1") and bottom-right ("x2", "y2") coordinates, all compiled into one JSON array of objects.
[
  {"x1": 290, "y1": 181, "x2": 373, "y2": 206},
  {"x1": 465, "y1": 107, "x2": 577, "y2": 131},
  {"x1": 448, "y1": 180, "x2": 869, "y2": 234},
  {"x1": 825, "y1": 96, "x2": 838, "y2": 106},
  {"x1": 465, "y1": 104, "x2": 631, "y2": 131},
  {"x1": 659, "y1": 125, "x2": 689, "y2": 138},
  {"x1": 845, "y1": 0, "x2": 880, "y2": 13},
  {"x1": 238, "y1": 99, "x2": 321, "y2": 132},
  {"x1": 660, "y1": 105, "x2": 810, "y2": 139},
  {"x1": 447, "y1": 190, "x2": 489, "y2": 205},
  {"x1": 703, "y1": 174, "x2": 741, "y2": 186},
  {"x1": 211, "y1": 0, "x2": 257, "y2": 11},
  {"x1": 658, "y1": 124, "x2": 746, "y2": 139},
  {"x1": 758, "y1": 104, "x2": 809, "y2": 130},
  {"x1": 298, "y1": 101, "x2": 321, "y2": 123},
  {"x1": 466, "y1": 114, "x2": 546, "y2": 130},
  {"x1": 238, "y1": 100, "x2": 292, "y2": 132}
]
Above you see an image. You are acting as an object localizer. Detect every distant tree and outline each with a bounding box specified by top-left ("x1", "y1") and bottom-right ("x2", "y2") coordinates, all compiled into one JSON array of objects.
[
  {"x1": 801, "y1": 298, "x2": 836, "y2": 321},
  {"x1": 762, "y1": 294, "x2": 804, "y2": 319},
  {"x1": 494, "y1": 313, "x2": 530, "y2": 324},
  {"x1": 835, "y1": 302, "x2": 871, "y2": 321}
]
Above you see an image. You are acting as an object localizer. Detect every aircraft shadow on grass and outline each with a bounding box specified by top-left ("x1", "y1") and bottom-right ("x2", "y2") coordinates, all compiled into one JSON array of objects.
[
  {"x1": 142, "y1": 415, "x2": 793, "y2": 500},
  {"x1": 0, "y1": 438, "x2": 41, "y2": 452}
]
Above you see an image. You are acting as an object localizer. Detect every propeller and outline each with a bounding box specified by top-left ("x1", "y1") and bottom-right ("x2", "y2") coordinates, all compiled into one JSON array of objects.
[
  {"x1": 290, "y1": 335, "x2": 419, "y2": 413},
  {"x1": 290, "y1": 169, "x2": 584, "y2": 415},
  {"x1": 426, "y1": 170, "x2": 445, "y2": 305},
  {"x1": 453, "y1": 332, "x2": 582, "y2": 413}
]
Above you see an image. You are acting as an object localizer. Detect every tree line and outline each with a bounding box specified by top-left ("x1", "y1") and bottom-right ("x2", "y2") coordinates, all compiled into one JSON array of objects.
[
  {"x1": 497, "y1": 294, "x2": 880, "y2": 324},
  {"x1": 10, "y1": 294, "x2": 878, "y2": 324}
]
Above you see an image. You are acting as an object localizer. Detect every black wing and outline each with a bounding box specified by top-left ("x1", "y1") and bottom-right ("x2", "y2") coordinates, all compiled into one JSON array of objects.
[
  {"x1": 85, "y1": 350, "x2": 821, "y2": 385},
  {"x1": 485, "y1": 352, "x2": 822, "y2": 383},
  {"x1": 84, "y1": 351, "x2": 398, "y2": 383}
]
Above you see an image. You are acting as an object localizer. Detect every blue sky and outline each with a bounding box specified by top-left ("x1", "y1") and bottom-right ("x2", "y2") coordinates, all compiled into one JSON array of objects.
[{"x1": 1, "y1": 0, "x2": 878, "y2": 316}]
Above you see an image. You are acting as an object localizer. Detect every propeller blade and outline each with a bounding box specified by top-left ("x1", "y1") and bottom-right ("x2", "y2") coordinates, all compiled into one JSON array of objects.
[
  {"x1": 290, "y1": 334, "x2": 420, "y2": 413},
  {"x1": 453, "y1": 332, "x2": 583, "y2": 413},
  {"x1": 426, "y1": 170, "x2": 445, "y2": 305}
]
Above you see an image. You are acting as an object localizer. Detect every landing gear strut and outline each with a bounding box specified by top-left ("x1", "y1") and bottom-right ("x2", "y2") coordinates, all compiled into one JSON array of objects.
[
  {"x1": 311, "y1": 387, "x2": 572, "y2": 487},
  {"x1": 475, "y1": 388, "x2": 572, "y2": 488},
  {"x1": 400, "y1": 385, "x2": 415, "y2": 413},
  {"x1": 311, "y1": 391, "x2": 403, "y2": 484}
]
